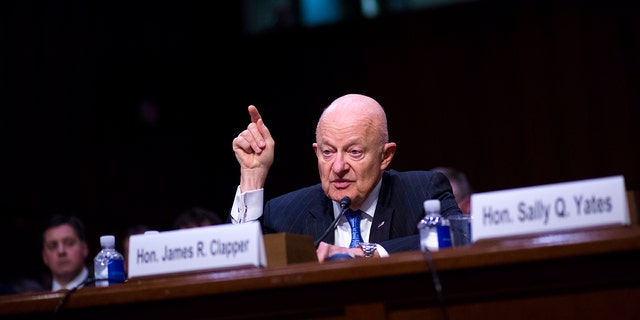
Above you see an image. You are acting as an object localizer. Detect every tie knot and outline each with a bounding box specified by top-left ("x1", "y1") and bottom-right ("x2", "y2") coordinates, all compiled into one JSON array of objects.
[{"x1": 345, "y1": 209, "x2": 362, "y2": 219}]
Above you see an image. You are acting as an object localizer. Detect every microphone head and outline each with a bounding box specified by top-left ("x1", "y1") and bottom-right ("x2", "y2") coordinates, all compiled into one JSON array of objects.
[{"x1": 340, "y1": 196, "x2": 351, "y2": 209}]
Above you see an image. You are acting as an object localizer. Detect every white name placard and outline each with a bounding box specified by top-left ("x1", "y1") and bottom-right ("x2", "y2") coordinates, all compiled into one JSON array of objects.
[
  {"x1": 127, "y1": 222, "x2": 266, "y2": 279},
  {"x1": 470, "y1": 175, "x2": 630, "y2": 242}
]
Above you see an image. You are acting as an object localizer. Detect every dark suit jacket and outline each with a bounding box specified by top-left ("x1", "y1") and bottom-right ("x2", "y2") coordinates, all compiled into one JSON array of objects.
[{"x1": 261, "y1": 169, "x2": 461, "y2": 254}]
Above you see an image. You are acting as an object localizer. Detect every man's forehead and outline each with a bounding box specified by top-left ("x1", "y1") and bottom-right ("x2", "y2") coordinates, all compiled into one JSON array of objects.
[{"x1": 44, "y1": 224, "x2": 77, "y2": 241}]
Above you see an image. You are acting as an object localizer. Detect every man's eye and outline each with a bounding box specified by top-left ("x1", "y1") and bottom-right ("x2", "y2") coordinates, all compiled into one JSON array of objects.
[{"x1": 46, "y1": 243, "x2": 57, "y2": 251}]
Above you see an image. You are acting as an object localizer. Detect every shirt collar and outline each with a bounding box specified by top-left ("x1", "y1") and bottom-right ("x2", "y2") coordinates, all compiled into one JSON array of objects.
[
  {"x1": 52, "y1": 266, "x2": 89, "y2": 291},
  {"x1": 333, "y1": 178, "x2": 382, "y2": 218}
]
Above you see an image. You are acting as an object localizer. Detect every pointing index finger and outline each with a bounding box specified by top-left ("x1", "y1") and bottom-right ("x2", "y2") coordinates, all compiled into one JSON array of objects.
[{"x1": 248, "y1": 105, "x2": 262, "y2": 124}]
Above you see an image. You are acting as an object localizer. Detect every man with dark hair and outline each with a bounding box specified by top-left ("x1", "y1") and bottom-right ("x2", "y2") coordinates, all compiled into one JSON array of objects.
[
  {"x1": 173, "y1": 206, "x2": 223, "y2": 229},
  {"x1": 41, "y1": 215, "x2": 90, "y2": 291},
  {"x1": 431, "y1": 166, "x2": 474, "y2": 214}
]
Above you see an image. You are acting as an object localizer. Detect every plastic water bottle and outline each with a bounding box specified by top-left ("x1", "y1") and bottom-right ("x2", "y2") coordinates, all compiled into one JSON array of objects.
[
  {"x1": 417, "y1": 199, "x2": 451, "y2": 251},
  {"x1": 94, "y1": 235, "x2": 126, "y2": 287}
]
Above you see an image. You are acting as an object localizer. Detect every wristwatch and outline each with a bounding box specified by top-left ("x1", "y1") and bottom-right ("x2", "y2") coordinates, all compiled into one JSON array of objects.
[{"x1": 358, "y1": 242, "x2": 377, "y2": 258}]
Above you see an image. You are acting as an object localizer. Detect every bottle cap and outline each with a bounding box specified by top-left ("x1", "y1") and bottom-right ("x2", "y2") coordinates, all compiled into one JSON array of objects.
[
  {"x1": 423, "y1": 199, "x2": 441, "y2": 213},
  {"x1": 100, "y1": 235, "x2": 116, "y2": 247}
]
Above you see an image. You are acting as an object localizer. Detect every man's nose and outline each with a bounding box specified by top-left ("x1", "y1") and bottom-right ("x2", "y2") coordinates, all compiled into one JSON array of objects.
[{"x1": 332, "y1": 154, "x2": 349, "y2": 173}]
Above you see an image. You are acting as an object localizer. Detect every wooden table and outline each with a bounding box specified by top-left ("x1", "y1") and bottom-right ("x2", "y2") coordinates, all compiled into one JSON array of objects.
[{"x1": 2, "y1": 225, "x2": 639, "y2": 320}]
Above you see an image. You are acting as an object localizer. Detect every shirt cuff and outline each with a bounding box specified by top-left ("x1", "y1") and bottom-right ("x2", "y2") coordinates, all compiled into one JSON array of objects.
[
  {"x1": 376, "y1": 244, "x2": 389, "y2": 258},
  {"x1": 230, "y1": 186, "x2": 264, "y2": 223}
]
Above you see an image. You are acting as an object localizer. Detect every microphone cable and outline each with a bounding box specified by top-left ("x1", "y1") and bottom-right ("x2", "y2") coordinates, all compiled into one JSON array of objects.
[
  {"x1": 314, "y1": 196, "x2": 351, "y2": 247},
  {"x1": 53, "y1": 277, "x2": 126, "y2": 316},
  {"x1": 421, "y1": 249, "x2": 449, "y2": 320},
  {"x1": 53, "y1": 277, "x2": 94, "y2": 315}
]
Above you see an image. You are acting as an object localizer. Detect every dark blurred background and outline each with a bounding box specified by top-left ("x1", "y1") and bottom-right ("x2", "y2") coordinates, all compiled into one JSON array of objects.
[{"x1": 2, "y1": 0, "x2": 639, "y2": 287}]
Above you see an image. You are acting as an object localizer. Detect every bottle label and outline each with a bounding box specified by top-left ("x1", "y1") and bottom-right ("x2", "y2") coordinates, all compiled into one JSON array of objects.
[
  {"x1": 436, "y1": 225, "x2": 452, "y2": 249},
  {"x1": 107, "y1": 259, "x2": 125, "y2": 284},
  {"x1": 421, "y1": 228, "x2": 439, "y2": 251},
  {"x1": 95, "y1": 265, "x2": 108, "y2": 287},
  {"x1": 96, "y1": 258, "x2": 125, "y2": 287}
]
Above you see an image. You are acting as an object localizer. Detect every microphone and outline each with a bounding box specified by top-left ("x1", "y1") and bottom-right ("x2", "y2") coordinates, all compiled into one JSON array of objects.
[{"x1": 314, "y1": 196, "x2": 351, "y2": 247}]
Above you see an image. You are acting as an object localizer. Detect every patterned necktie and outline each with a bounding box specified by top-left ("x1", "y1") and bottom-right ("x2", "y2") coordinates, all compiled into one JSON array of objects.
[{"x1": 345, "y1": 209, "x2": 364, "y2": 248}]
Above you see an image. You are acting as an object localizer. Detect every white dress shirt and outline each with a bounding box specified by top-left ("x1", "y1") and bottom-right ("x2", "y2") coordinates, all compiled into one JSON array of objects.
[
  {"x1": 52, "y1": 266, "x2": 89, "y2": 291},
  {"x1": 229, "y1": 180, "x2": 389, "y2": 257}
]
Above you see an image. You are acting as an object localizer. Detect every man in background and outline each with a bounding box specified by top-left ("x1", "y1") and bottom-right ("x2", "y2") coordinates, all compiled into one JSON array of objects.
[
  {"x1": 172, "y1": 206, "x2": 223, "y2": 229},
  {"x1": 431, "y1": 166, "x2": 474, "y2": 214},
  {"x1": 41, "y1": 214, "x2": 90, "y2": 291},
  {"x1": 121, "y1": 224, "x2": 152, "y2": 277}
]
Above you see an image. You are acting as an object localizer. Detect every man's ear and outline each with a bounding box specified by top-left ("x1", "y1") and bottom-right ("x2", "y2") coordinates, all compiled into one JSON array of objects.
[
  {"x1": 81, "y1": 242, "x2": 89, "y2": 260},
  {"x1": 460, "y1": 195, "x2": 471, "y2": 214},
  {"x1": 42, "y1": 249, "x2": 50, "y2": 267},
  {"x1": 380, "y1": 142, "x2": 396, "y2": 169}
]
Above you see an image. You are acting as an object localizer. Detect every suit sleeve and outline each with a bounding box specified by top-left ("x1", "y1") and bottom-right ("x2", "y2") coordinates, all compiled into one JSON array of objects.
[{"x1": 378, "y1": 170, "x2": 462, "y2": 254}]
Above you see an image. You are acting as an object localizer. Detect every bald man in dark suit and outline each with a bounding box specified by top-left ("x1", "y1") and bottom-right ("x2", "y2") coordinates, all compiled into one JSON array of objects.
[{"x1": 230, "y1": 94, "x2": 461, "y2": 261}]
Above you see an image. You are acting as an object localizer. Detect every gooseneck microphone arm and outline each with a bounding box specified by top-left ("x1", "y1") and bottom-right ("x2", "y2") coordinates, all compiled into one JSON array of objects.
[{"x1": 314, "y1": 196, "x2": 351, "y2": 247}]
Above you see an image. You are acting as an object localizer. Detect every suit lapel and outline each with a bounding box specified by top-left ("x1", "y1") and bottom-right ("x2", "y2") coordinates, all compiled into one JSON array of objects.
[
  {"x1": 370, "y1": 171, "x2": 393, "y2": 243},
  {"x1": 307, "y1": 200, "x2": 336, "y2": 244},
  {"x1": 369, "y1": 206, "x2": 392, "y2": 243}
]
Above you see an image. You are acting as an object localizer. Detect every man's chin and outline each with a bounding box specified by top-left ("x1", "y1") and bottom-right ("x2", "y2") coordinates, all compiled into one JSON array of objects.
[
  {"x1": 55, "y1": 266, "x2": 79, "y2": 277},
  {"x1": 330, "y1": 194, "x2": 353, "y2": 205}
]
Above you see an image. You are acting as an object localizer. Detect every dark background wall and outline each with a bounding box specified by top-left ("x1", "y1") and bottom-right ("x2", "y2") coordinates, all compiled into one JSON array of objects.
[{"x1": 2, "y1": 0, "x2": 639, "y2": 286}]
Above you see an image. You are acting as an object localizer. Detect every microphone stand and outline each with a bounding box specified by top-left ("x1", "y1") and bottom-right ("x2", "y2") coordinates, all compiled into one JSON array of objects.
[{"x1": 314, "y1": 197, "x2": 351, "y2": 247}]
